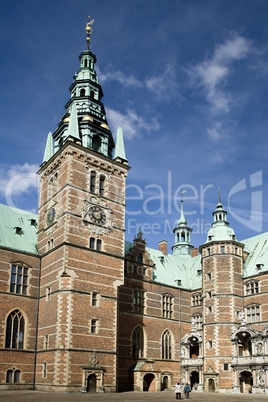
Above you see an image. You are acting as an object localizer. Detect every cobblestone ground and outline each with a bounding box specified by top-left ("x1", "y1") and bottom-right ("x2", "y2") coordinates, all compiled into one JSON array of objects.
[{"x1": 0, "y1": 390, "x2": 267, "y2": 402}]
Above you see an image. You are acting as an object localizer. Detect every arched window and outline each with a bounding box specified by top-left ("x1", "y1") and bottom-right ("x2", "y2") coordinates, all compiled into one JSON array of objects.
[
  {"x1": 132, "y1": 326, "x2": 144, "y2": 358},
  {"x1": 162, "y1": 329, "x2": 172, "y2": 359},
  {"x1": 80, "y1": 88, "x2": 86, "y2": 96},
  {"x1": 5, "y1": 310, "x2": 25, "y2": 349},
  {"x1": 90, "y1": 90, "x2": 95, "y2": 98},
  {"x1": 6, "y1": 369, "x2": 21, "y2": 383},
  {"x1": 90, "y1": 171, "x2": 96, "y2": 193},
  {"x1": 84, "y1": 59, "x2": 88, "y2": 67},
  {"x1": 99, "y1": 175, "x2": 105, "y2": 196}
]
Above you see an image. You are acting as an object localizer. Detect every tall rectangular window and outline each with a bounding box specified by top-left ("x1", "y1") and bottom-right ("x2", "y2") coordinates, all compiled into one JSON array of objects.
[
  {"x1": 133, "y1": 290, "x2": 145, "y2": 314},
  {"x1": 99, "y1": 175, "x2": 105, "y2": 196},
  {"x1": 10, "y1": 265, "x2": 28, "y2": 295},
  {"x1": 92, "y1": 292, "x2": 98, "y2": 306},
  {"x1": 162, "y1": 294, "x2": 173, "y2": 318},
  {"x1": 246, "y1": 305, "x2": 260, "y2": 323},
  {"x1": 91, "y1": 319, "x2": 98, "y2": 334}
]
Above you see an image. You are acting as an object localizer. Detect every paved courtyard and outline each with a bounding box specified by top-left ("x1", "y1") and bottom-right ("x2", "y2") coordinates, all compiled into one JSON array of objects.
[{"x1": 0, "y1": 390, "x2": 267, "y2": 402}]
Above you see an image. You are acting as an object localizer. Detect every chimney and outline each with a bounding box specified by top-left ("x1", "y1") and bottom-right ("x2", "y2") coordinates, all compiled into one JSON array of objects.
[
  {"x1": 158, "y1": 240, "x2": 168, "y2": 255},
  {"x1": 192, "y1": 248, "x2": 199, "y2": 257}
]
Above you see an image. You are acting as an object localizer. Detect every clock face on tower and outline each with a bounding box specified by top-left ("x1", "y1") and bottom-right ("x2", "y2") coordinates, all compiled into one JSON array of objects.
[{"x1": 87, "y1": 206, "x2": 106, "y2": 225}]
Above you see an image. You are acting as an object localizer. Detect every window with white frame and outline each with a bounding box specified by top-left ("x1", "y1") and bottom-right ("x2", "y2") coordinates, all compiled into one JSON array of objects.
[
  {"x1": 193, "y1": 314, "x2": 202, "y2": 330},
  {"x1": 162, "y1": 294, "x2": 173, "y2": 318},
  {"x1": 132, "y1": 326, "x2": 144, "y2": 358},
  {"x1": 91, "y1": 292, "x2": 98, "y2": 307},
  {"x1": 5, "y1": 310, "x2": 25, "y2": 349},
  {"x1": 10, "y1": 264, "x2": 28, "y2": 295},
  {"x1": 246, "y1": 305, "x2": 260, "y2": 323},
  {"x1": 245, "y1": 280, "x2": 259, "y2": 295},
  {"x1": 90, "y1": 318, "x2": 98, "y2": 334},
  {"x1": 191, "y1": 293, "x2": 202, "y2": 306},
  {"x1": 6, "y1": 369, "x2": 21, "y2": 383},
  {"x1": 162, "y1": 329, "x2": 172, "y2": 359}
]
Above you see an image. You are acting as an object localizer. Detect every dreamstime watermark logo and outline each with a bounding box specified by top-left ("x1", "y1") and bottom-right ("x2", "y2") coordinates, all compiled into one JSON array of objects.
[
  {"x1": 3, "y1": 170, "x2": 40, "y2": 214},
  {"x1": 1, "y1": 168, "x2": 263, "y2": 233},
  {"x1": 125, "y1": 170, "x2": 263, "y2": 236}
]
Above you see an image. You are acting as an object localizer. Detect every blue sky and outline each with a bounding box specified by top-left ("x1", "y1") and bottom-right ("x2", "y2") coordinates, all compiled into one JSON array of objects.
[{"x1": 0, "y1": 0, "x2": 268, "y2": 251}]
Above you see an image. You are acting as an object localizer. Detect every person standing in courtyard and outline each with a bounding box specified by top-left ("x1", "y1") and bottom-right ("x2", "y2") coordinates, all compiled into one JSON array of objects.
[
  {"x1": 174, "y1": 382, "x2": 182, "y2": 399},
  {"x1": 184, "y1": 383, "x2": 191, "y2": 399}
]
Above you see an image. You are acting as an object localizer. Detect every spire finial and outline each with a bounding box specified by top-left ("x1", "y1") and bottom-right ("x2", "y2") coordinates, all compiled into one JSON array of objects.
[
  {"x1": 85, "y1": 15, "x2": 94, "y2": 50},
  {"x1": 218, "y1": 187, "x2": 222, "y2": 206}
]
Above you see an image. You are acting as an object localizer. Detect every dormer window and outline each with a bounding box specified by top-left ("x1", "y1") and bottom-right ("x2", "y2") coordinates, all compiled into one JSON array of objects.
[
  {"x1": 14, "y1": 227, "x2": 22, "y2": 235},
  {"x1": 256, "y1": 263, "x2": 264, "y2": 270},
  {"x1": 30, "y1": 219, "x2": 36, "y2": 226}
]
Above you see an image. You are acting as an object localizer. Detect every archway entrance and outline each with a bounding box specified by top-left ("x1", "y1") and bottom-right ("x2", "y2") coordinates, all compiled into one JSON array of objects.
[
  {"x1": 240, "y1": 371, "x2": 253, "y2": 393},
  {"x1": 162, "y1": 375, "x2": 169, "y2": 390},
  {"x1": 87, "y1": 374, "x2": 97, "y2": 392},
  {"x1": 143, "y1": 373, "x2": 155, "y2": 392},
  {"x1": 208, "y1": 378, "x2": 215, "y2": 392},
  {"x1": 190, "y1": 371, "x2": 199, "y2": 390}
]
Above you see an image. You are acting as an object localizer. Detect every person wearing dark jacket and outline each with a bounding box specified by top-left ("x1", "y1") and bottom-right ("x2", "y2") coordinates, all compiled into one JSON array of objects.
[{"x1": 184, "y1": 383, "x2": 191, "y2": 399}]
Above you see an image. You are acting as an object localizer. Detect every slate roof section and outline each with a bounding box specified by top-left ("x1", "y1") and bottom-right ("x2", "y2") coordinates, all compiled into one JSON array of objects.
[{"x1": 0, "y1": 204, "x2": 39, "y2": 255}]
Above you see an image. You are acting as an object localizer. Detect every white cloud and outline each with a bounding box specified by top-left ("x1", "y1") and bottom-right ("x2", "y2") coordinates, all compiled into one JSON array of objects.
[
  {"x1": 0, "y1": 163, "x2": 39, "y2": 198},
  {"x1": 189, "y1": 35, "x2": 251, "y2": 113},
  {"x1": 145, "y1": 64, "x2": 180, "y2": 101},
  {"x1": 96, "y1": 66, "x2": 143, "y2": 88},
  {"x1": 106, "y1": 108, "x2": 160, "y2": 140}
]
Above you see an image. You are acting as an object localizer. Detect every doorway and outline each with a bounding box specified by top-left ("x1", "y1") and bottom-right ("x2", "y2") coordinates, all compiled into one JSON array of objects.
[
  {"x1": 240, "y1": 371, "x2": 253, "y2": 393},
  {"x1": 190, "y1": 371, "x2": 199, "y2": 390},
  {"x1": 162, "y1": 375, "x2": 169, "y2": 390},
  {"x1": 87, "y1": 374, "x2": 97, "y2": 392},
  {"x1": 208, "y1": 378, "x2": 215, "y2": 392}
]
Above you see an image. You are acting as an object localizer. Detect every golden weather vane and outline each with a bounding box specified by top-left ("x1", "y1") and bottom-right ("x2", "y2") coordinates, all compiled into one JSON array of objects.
[{"x1": 85, "y1": 15, "x2": 94, "y2": 49}]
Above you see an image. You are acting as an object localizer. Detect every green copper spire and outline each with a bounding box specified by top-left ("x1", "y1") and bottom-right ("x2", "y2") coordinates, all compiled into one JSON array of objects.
[
  {"x1": 42, "y1": 132, "x2": 54, "y2": 164},
  {"x1": 172, "y1": 199, "x2": 193, "y2": 256},
  {"x1": 65, "y1": 103, "x2": 80, "y2": 142},
  {"x1": 177, "y1": 200, "x2": 187, "y2": 226},
  {"x1": 205, "y1": 191, "x2": 237, "y2": 243},
  {"x1": 51, "y1": 17, "x2": 115, "y2": 158},
  {"x1": 217, "y1": 187, "x2": 222, "y2": 206},
  {"x1": 114, "y1": 126, "x2": 128, "y2": 164}
]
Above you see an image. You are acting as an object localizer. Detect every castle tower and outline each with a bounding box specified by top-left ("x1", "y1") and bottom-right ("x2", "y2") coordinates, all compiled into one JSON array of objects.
[
  {"x1": 199, "y1": 190, "x2": 244, "y2": 392},
  {"x1": 172, "y1": 199, "x2": 194, "y2": 256},
  {"x1": 36, "y1": 18, "x2": 129, "y2": 392}
]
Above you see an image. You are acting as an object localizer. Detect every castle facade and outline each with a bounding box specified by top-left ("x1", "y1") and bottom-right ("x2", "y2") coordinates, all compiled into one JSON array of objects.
[{"x1": 0, "y1": 22, "x2": 268, "y2": 395}]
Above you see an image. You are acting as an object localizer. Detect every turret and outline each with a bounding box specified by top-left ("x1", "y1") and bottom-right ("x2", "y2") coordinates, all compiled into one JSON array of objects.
[{"x1": 172, "y1": 199, "x2": 194, "y2": 256}]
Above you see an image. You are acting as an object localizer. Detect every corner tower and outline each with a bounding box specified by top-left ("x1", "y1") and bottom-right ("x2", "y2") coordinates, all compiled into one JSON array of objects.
[
  {"x1": 199, "y1": 190, "x2": 244, "y2": 392},
  {"x1": 37, "y1": 18, "x2": 129, "y2": 393}
]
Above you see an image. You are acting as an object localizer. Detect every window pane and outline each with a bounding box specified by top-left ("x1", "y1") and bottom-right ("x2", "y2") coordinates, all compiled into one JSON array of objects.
[
  {"x1": 14, "y1": 370, "x2": 20, "y2": 383},
  {"x1": 6, "y1": 370, "x2": 13, "y2": 383}
]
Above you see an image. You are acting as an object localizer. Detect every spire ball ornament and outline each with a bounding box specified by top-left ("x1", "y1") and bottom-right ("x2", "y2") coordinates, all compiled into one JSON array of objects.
[{"x1": 85, "y1": 15, "x2": 94, "y2": 49}]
